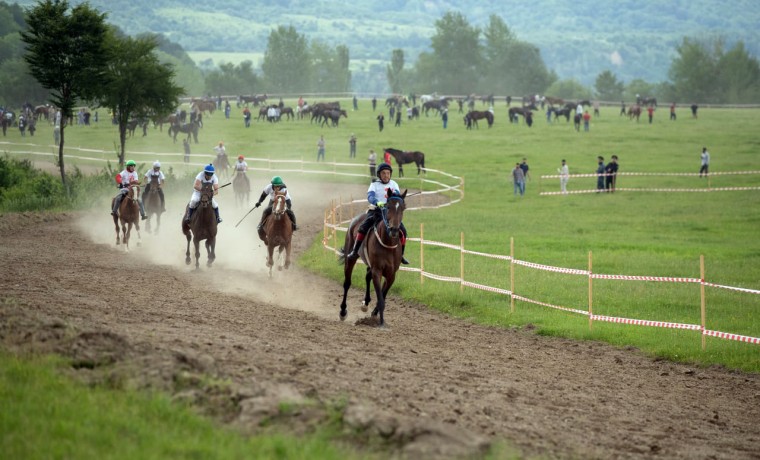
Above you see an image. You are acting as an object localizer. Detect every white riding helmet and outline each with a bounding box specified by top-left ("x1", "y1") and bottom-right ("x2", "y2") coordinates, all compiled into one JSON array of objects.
[{"x1": 153, "y1": 161, "x2": 161, "y2": 168}]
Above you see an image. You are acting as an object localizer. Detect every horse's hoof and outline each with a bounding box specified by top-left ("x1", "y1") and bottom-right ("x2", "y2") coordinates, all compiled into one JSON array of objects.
[
  {"x1": 339, "y1": 310, "x2": 347, "y2": 321},
  {"x1": 360, "y1": 304, "x2": 368, "y2": 313}
]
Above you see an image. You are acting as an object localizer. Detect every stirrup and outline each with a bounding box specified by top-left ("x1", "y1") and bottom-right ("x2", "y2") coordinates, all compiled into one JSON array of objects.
[
  {"x1": 141, "y1": 215, "x2": 147, "y2": 220},
  {"x1": 217, "y1": 217, "x2": 223, "y2": 224},
  {"x1": 401, "y1": 256, "x2": 410, "y2": 265},
  {"x1": 347, "y1": 251, "x2": 359, "y2": 261}
]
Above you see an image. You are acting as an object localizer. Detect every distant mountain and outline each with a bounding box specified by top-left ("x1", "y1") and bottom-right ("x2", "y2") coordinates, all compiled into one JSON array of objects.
[{"x1": 11, "y1": 0, "x2": 760, "y2": 88}]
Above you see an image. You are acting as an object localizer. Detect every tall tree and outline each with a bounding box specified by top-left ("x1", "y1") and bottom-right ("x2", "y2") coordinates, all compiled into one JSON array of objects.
[
  {"x1": 98, "y1": 32, "x2": 184, "y2": 167},
  {"x1": 594, "y1": 70, "x2": 624, "y2": 101},
  {"x1": 21, "y1": 0, "x2": 109, "y2": 190},
  {"x1": 716, "y1": 41, "x2": 760, "y2": 103},
  {"x1": 261, "y1": 25, "x2": 311, "y2": 93},
  {"x1": 482, "y1": 15, "x2": 516, "y2": 94},
  {"x1": 429, "y1": 12, "x2": 482, "y2": 95},
  {"x1": 668, "y1": 37, "x2": 718, "y2": 103},
  {"x1": 205, "y1": 61, "x2": 259, "y2": 96},
  {"x1": 386, "y1": 49, "x2": 405, "y2": 94}
]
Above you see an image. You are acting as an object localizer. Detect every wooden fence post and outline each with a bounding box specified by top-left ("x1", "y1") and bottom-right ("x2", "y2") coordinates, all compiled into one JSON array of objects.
[
  {"x1": 510, "y1": 237, "x2": 515, "y2": 314},
  {"x1": 460, "y1": 232, "x2": 465, "y2": 293},
  {"x1": 588, "y1": 251, "x2": 594, "y2": 331},
  {"x1": 701, "y1": 255, "x2": 706, "y2": 351}
]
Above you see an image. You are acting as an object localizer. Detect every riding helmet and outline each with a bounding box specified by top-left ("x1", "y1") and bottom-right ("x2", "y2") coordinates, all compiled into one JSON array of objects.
[
  {"x1": 126, "y1": 160, "x2": 136, "y2": 167},
  {"x1": 153, "y1": 161, "x2": 161, "y2": 168},
  {"x1": 238, "y1": 155, "x2": 244, "y2": 160},
  {"x1": 271, "y1": 176, "x2": 284, "y2": 186},
  {"x1": 376, "y1": 163, "x2": 392, "y2": 177},
  {"x1": 204, "y1": 163, "x2": 215, "y2": 174}
]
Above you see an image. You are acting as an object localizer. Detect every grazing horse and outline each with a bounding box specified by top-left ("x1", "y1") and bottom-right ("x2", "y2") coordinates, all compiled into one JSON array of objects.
[
  {"x1": 143, "y1": 175, "x2": 163, "y2": 234},
  {"x1": 545, "y1": 96, "x2": 565, "y2": 107},
  {"x1": 169, "y1": 121, "x2": 199, "y2": 144},
  {"x1": 183, "y1": 182, "x2": 217, "y2": 269},
  {"x1": 508, "y1": 107, "x2": 532, "y2": 124},
  {"x1": 321, "y1": 109, "x2": 347, "y2": 127},
  {"x1": 280, "y1": 107, "x2": 295, "y2": 120},
  {"x1": 263, "y1": 190, "x2": 293, "y2": 276},
  {"x1": 232, "y1": 170, "x2": 249, "y2": 208},
  {"x1": 384, "y1": 147, "x2": 426, "y2": 177},
  {"x1": 637, "y1": 96, "x2": 657, "y2": 107},
  {"x1": 464, "y1": 110, "x2": 494, "y2": 129},
  {"x1": 422, "y1": 99, "x2": 448, "y2": 116},
  {"x1": 111, "y1": 183, "x2": 141, "y2": 251},
  {"x1": 338, "y1": 190, "x2": 407, "y2": 327},
  {"x1": 628, "y1": 105, "x2": 642, "y2": 122}
]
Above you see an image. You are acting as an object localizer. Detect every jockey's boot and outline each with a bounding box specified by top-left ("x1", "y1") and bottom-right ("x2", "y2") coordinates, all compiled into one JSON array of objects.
[
  {"x1": 214, "y1": 207, "x2": 222, "y2": 224},
  {"x1": 257, "y1": 223, "x2": 267, "y2": 243},
  {"x1": 184, "y1": 207, "x2": 195, "y2": 223},
  {"x1": 139, "y1": 201, "x2": 147, "y2": 220},
  {"x1": 401, "y1": 244, "x2": 410, "y2": 265},
  {"x1": 288, "y1": 211, "x2": 297, "y2": 231},
  {"x1": 346, "y1": 238, "x2": 363, "y2": 262}
]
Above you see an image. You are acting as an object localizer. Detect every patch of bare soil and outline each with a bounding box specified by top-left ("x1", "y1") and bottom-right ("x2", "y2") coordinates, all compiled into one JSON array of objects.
[{"x1": 1, "y1": 179, "x2": 759, "y2": 459}]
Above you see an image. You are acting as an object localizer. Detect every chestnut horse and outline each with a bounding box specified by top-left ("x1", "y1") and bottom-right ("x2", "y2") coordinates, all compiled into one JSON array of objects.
[
  {"x1": 143, "y1": 175, "x2": 163, "y2": 234},
  {"x1": 263, "y1": 190, "x2": 293, "y2": 276},
  {"x1": 338, "y1": 190, "x2": 407, "y2": 327},
  {"x1": 182, "y1": 182, "x2": 217, "y2": 269},
  {"x1": 111, "y1": 183, "x2": 141, "y2": 251}
]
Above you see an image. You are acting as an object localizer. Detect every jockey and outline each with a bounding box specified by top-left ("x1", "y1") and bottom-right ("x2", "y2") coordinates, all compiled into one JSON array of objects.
[
  {"x1": 234, "y1": 155, "x2": 250, "y2": 191},
  {"x1": 346, "y1": 163, "x2": 409, "y2": 265},
  {"x1": 143, "y1": 161, "x2": 166, "y2": 212},
  {"x1": 184, "y1": 164, "x2": 222, "y2": 224},
  {"x1": 111, "y1": 159, "x2": 147, "y2": 220},
  {"x1": 254, "y1": 175, "x2": 297, "y2": 240}
]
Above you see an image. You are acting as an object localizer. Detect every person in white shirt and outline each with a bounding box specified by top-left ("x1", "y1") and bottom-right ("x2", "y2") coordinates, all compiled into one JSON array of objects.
[
  {"x1": 143, "y1": 161, "x2": 166, "y2": 211},
  {"x1": 346, "y1": 163, "x2": 409, "y2": 264},
  {"x1": 111, "y1": 159, "x2": 146, "y2": 219},
  {"x1": 184, "y1": 164, "x2": 222, "y2": 223},
  {"x1": 558, "y1": 159, "x2": 569, "y2": 194},
  {"x1": 234, "y1": 155, "x2": 250, "y2": 191},
  {"x1": 254, "y1": 175, "x2": 297, "y2": 240}
]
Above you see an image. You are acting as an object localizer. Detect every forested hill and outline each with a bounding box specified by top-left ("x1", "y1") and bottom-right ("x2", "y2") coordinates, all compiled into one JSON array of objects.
[{"x1": 10, "y1": 0, "x2": 760, "y2": 85}]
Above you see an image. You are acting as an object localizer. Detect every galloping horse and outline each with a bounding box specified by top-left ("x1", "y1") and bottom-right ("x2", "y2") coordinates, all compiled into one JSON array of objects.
[
  {"x1": 232, "y1": 170, "x2": 249, "y2": 208},
  {"x1": 338, "y1": 190, "x2": 407, "y2": 327},
  {"x1": 464, "y1": 110, "x2": 494, "y2": 129},
  {"x1": 143, "y1": 175, "x2": 163, "y2": 234},
  {"x1": 182, "y1": 182, "x2": 217, "y2": 269},
  {"x1": 111, "y1": 183, "x2": 141, "y2": 251},
  {"x1": 384, "y1": 147, "x2": 426, "y2": 177},
  {"x1": 263, "y1": 190, "x2": 293, "y2": 276}
]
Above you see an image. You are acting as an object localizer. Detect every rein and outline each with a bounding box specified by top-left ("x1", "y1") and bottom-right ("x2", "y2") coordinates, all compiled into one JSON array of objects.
[{"x1": 373, "y1": 196, "x2": 404, "y2": 249}]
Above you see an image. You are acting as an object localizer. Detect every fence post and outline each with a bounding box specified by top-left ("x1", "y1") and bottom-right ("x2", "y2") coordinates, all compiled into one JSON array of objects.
[
  {"x1": 510, "y1": 237, "x2": 515, "y2": 314},
  {"x1": 332, "y1": 199, "x2": 337, "y2": 251},
  {"x1": 323, "y1": 209, "x2": 328, "y2": 246},
  {"x1": 701, "y1": 254, "x2": 706, "y2": 350},
  {"x1": 588, "y1": 251, "x2": 594, "y2": 331},
  {"x1": 460, "y1": 232, "x2": 464, "y2": 293},
  {"x1": 420, "y1": 223, "x2": 425, "y2": 285}
]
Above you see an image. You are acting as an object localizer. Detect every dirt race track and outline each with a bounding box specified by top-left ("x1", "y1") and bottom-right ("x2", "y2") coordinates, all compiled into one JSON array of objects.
[{"x1": 1, "y1": 179, "x2": 759, "y2": 459}]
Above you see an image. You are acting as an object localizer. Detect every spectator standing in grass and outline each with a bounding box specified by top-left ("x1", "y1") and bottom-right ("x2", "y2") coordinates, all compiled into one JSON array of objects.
[
  {"x1": 605, "y1": 155, "x2": 619, "y2": 192},
  {"x1": 596, "y1": 156, "x2": 606, "y2": 192},
  {"x1": 699, "y1": 147, "x2": 710, "y2": 177},
  {"x1": 317, "y1": 135, "x2": 325, "y2": 162},
  {"x1": 368, "y1": 149, "x2": 377, "y2": 177},
  {"x1": 512, "y1": 162, "x2": 525, "y2": 196},
  {"x1": 558, "y1": 159, "x2": 569, "y2": 194}
]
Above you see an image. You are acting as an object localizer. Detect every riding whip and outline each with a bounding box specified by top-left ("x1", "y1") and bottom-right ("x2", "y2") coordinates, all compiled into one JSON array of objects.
[
  {"x1": 219, "y1": 182, "x2": 232, "y2": 189},
  {"x1": 234, "y1": 203, "x2": 259, "y2": 228}
]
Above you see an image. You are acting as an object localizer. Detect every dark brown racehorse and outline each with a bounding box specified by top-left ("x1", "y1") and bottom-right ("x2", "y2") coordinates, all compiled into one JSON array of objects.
[
  {"x1": 183, "y1": 182, "x2": 217, "y2": 269},
  {"x1": 384, "y1": 147, "x2": 426, "y2": 177},
  {"x1": 464, "y1": 110, "x2": 494, "y2": 129},
  {"x1": 168, "y1": 121, "x2": 199, "y2": 144},
  {"x1": 143, "y1": 175, "x2": 163, "y2": 234},
  {"x1": 508, "y1": 107, "x2": 532, "y2": 124},
  {"x1": 338, "y1": 191, "x2": 407, "y2": 327},
  {"x1": 263, "y1": 190, "x2": 293, "y2": 276},
  {"x1": 628, "y1": 105, "x2": 642, "y2": 122},
  {"x1": 111, "y1": 183, "x2": 141, "y2": 251}
]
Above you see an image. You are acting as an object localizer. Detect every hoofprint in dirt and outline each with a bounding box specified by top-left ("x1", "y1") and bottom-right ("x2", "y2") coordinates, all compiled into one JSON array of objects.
[{"x1": 1, "y1": 194, "x2": 759, "y2": 458}]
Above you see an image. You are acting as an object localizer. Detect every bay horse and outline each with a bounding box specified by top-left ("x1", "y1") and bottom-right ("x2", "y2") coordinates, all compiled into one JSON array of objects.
[
  {"x1": 169, "y1": 121, "x2": 199, "y2": 144},
  {"x1": 111, "y1": 183, "x2": 142, "y2": 251},
  {"x1": 465, "y1": 110, "x2": 494, "y2": 129},
  {"x1": 143, "y1": 175, "x2": 163, "y2": 234},
  {"x1": 232, "y1": 171, "x2": 249, "y2": 208},
  {"x1": 262, "y1": 190, "x2": 293, "y2": 276},
  {"x1": 508, "y1": 107, "x2": 531, "y2": 124},
  {"x1": 338, "y1": 190, "x2": 407, "y2": 327},
  {"x1": 384, "y1": 147, "x2": 426, "y2": 177},
  {"x1": 628, "y1": 105, "x2": 642, "y2": 122},
  {"x1": 182, "y1": 182, "x2": 217, "y2": 269},
  {"x1": 321, "y1": 109, "x2": 347, "y2": 127}
]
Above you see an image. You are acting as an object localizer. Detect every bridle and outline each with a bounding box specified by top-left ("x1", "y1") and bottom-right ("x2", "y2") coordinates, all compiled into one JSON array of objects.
[{"x1": 374, "y1": 195, "x2": 404, "y2": 249}]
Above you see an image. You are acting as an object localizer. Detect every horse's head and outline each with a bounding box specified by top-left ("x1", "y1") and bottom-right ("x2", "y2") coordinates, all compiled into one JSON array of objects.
[
  {"x1": 382, "y1": 190, "x2": 407, "y2": 239},
  {"x1": 127, "y1": 183, "x2": 140, "y2": 201},
  {"x1": 199, "y1": 182, "x2": 214, "y2": 207},
  {"x1": 272, "y1": 190, "x2": 287, "y2": 218}
]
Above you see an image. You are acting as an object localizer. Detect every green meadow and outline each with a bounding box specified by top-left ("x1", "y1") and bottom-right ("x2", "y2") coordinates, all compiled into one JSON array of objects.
[{"x1": 2, "y1": 100, "x2": 759, "y2": 373}]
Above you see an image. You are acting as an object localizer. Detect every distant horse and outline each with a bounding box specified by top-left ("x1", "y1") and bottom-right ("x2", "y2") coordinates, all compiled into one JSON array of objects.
[
  {"x1": 465, "y1": 110, "x2": 494, "y2": 129},
  {"x1": 143, "y1": 175, "x2": 163, "y2": 234},
  {"x1": 637, "y1": 96, "x2": 657, "y2": 107},
  {"x1": 153, "y1": 114, "x2": 176, "y2": 131},
  {"x1": 232, "y1": 171, "x2": 250, "y2": 208},
  {"x1": 280, "y1": 107, "x2": 295, "y2": 120},
  {"x1": 321, "y1": 109, "x2": 347, "y2": 127},
  {"x1": 126, "y1": 119, "x2": 148, "y2": 138},
  {"x1": 628, "y1": 105, "x2": 642, "y2": 122},
  {"x1": 169, "y1": 121, "x2": 199, "y2": 143},
  {"x1": 508, "y1": 107, "x2": 532, "y2": 124},
  {"x1": 338, "y1": 190, "x2": 407, "y2": 327},
  {"x1": 182, "y1": 182, "x2": 217, "y2": 269},
  {"x1": 422, "y1": 99, "x2": 448, "y2": 116},
  {"x1": 263, "y1": 190, "x2": 293, "y2": 276},
  {"x1": 553, "y1": 107, "x2": 572, "y2": 122},
  {"x1": 239, "y1": 94, "x2": 267, "y2": 106},
  {"x1": 111, "y1": 183, "x2": 141, "y2": 251},
  {"x1": 385, "y1": 147, "x2": 426, "y2": 177},
  {"x1": 213, "y1": 153, "x2": 231, "y2": 180},
  {"x1": 544, "y1": 96, "x2": 564, "y2": 107}
]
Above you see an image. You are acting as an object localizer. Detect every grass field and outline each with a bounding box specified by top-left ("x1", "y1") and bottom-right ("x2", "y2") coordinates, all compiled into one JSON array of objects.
[{"x1": 2, "y1": 99, "x2": 759, "y2": 372}]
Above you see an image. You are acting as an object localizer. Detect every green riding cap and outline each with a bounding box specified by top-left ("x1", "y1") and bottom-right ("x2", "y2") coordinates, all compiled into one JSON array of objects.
[
  {"x1": 271, "y1": 176, "x2": 284, "y2": 186},
  {"x1": 126, "y1": 160, "x2": 136, "y2": 167}
]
